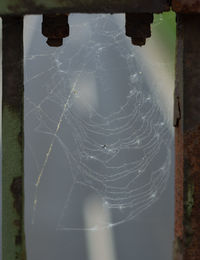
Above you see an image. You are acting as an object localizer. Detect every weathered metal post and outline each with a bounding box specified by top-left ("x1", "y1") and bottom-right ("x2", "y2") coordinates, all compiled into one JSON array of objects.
[
  {"x1": 173, "y1": 13, "x2": 200, "y2": 260},
  {"x1": 2, "y1": 16, "x2": 26, "y2": 260}
]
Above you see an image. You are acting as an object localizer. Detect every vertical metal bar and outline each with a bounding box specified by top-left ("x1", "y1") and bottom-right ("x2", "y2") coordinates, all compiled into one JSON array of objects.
[
  {"x1": 2, "y1": 16, "x2": 26, "y2": 260},
  {"x1": 174, "y1": 14, "x2": 200, "y2": 260}
]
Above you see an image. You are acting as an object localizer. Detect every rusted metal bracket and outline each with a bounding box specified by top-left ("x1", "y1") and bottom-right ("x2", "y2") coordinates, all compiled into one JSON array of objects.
[{"x1": 2, "y1": 16, "x2": 26, "y2": 260}]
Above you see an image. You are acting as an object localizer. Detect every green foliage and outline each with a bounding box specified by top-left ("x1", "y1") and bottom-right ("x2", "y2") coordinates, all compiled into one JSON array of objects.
[{"x1": 153, "y1": 11, "x2": 176, "y2": 61}]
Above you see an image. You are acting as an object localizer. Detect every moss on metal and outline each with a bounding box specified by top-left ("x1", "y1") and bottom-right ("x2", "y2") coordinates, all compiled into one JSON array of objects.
[
  {"x1": 184, "y1": 179, "x2": 194, "y2": 246},
  {"x1": 185, "y1": 182, "x2": 194, "y2": 218}
]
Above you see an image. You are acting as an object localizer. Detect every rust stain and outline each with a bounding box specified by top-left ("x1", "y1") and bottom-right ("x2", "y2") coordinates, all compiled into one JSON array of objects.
[
  {"x1": 172, "y1": 0, "x2": 200, "y2": 13},
  {"x1": 175, "y1": 126, "x2": 184, "y2": 241},
  {"x1": 184, "y1": 125, "x2": 200, "y2": 259},
  {"x1": 175, "y1": 125, "x2": 200, "y2": 260}
]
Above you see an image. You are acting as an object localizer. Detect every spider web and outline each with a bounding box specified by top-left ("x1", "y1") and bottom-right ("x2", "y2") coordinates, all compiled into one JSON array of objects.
[{"x1": 24, "y1": 14, "x2": 172, "y2": 231}]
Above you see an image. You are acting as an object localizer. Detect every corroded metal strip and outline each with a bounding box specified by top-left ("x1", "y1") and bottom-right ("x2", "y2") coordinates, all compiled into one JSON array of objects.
[
  {"x1": 2, "y1": 16, "x2": 26, "y2": 260},
  {"x1": 172, "y1": 0, "x2": 200, "y2": 13},
  {"x1": 174, "y1": 14, "x2": 200, "y2": 260},
  {"x1": 0, "y1": 0, "x2": 170, "y2": 15}
]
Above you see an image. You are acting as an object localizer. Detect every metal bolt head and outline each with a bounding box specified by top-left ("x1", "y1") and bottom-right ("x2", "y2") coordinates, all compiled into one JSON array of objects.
[
  {"x1": 131, "y1": 37, "x2": 146, "y2": 46},
  {"x1": 47, "y1": 38, "x2": 63, "y2": 47},
  {"x1": 42, "y1": 14, "x2": 69, "y2": 47},
  {"x1": 125, "y1": 13, "x2": 153, "y2": 46}
]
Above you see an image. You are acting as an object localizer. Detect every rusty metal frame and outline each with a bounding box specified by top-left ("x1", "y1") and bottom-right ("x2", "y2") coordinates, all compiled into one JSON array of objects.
[
  {"x1": 1, "y1": 1, "x2": 200, "y2": 260},
  {"x1": 0, "y1": 2, "x2": 170, "y2": 260}
]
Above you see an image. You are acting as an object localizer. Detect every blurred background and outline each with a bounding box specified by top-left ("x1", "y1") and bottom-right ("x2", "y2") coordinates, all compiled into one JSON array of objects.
[{"x1": 0, "y1": 12, "x2": 175, "y2": 260}]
